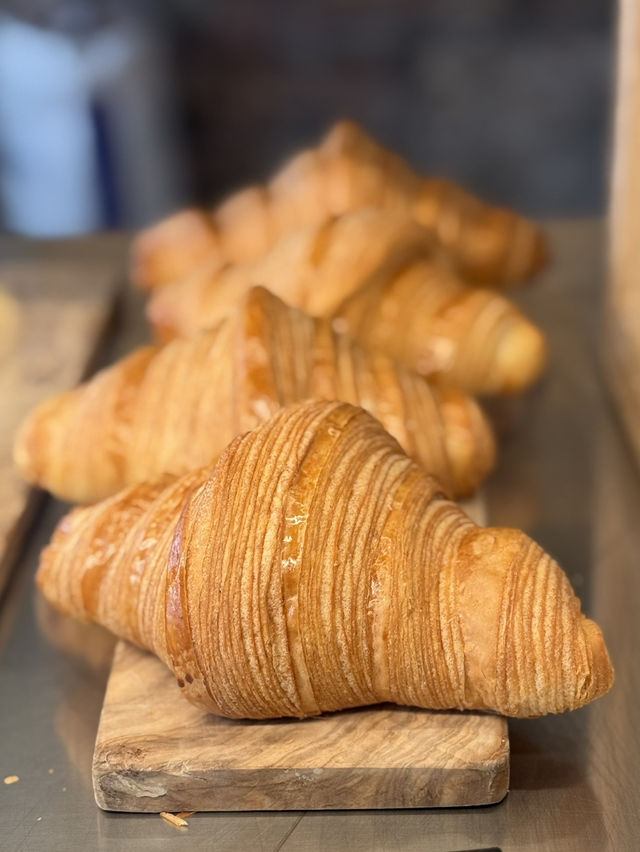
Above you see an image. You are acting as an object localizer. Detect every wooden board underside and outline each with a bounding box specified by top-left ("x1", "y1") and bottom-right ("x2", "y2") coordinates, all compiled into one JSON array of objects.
[
  {"x1": 0, "y1": 259, "x2": 118, "y2": 595},
  {"x1": 94, "y1": 642, "x2": 509, "y2": 812},
  {"x1": 93, "y1": 495, "x2": 508, "y2": 813}
]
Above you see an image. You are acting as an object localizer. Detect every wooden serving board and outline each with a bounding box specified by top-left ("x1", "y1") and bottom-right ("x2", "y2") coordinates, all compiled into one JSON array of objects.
[
  {"x1": 0, "y1": 256, "x2": 119, "y2": 595},
  {"x1": 94, "y1": 642, "x2": 509, "y2": 812},
  {"x1": 93, "y1": 493, "x2": 509, "y2": 813}
]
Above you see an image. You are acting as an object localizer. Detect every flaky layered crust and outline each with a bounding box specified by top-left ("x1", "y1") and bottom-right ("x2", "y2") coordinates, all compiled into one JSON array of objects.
[
  {"x1": 38, "y1": 401, "x2": 613, "y2": 719},
  {"x1": 14, "y1": 288, "x2": 495, "y2": 503}
]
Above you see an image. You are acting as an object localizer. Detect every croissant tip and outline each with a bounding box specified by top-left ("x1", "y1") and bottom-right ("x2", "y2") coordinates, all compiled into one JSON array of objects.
[
  {"x1": 580, "y1": 616, "x2": 615, "y2": 705},
  {"x1": 500, "y1": 224, "x2": 549, "y2": 288},
  {"x1": 322, "y1": 118, "x2": 367, "y2": 152},
  {"x1": 146, "y1": 294, "x2": 179, "y2": 344},
  {"x1": 491, "y1": 318, "x2": 548, "y2": 395},
  {"x1": 438, "y1": 389, "x2": 496, "y2": 496},
  {"x1": 130, "y1": 209, "x2": 218, "y2": 292}
]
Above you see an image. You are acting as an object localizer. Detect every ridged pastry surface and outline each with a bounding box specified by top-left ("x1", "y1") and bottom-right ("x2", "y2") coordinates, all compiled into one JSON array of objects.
[
  {"x1": 15, "y1": 288, "x2": 495, "y2": 503},
  {"x1": 38, "y1": 400, "x2": 613, "y2": 719}
]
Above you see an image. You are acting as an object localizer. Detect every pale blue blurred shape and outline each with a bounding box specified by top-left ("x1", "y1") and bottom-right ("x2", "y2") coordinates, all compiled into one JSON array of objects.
[{"x1": 0, "y1": 13, "x2": 101, "y2": 236}]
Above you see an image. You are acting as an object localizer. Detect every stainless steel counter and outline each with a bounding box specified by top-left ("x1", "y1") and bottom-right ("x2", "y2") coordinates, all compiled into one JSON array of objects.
[{"x1": 1, "y1": 221, "x2": 638, "y2": 851}]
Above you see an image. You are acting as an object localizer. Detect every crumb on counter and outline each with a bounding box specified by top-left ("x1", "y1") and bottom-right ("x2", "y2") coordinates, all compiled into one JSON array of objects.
[
  {"x1": 4, "y1": 776, "x2": 19, "y2": 785},
  {"x1": 160, "y1": 811, "x2": 189, "y2": 828}
]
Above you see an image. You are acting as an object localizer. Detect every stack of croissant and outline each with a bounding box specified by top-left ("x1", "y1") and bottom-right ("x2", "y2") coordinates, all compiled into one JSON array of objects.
[{"x1": 18, "y1": 120, "x2": 613, "y2": 721}]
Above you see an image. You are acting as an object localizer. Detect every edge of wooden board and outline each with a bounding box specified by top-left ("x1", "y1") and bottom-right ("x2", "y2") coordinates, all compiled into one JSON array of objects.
[{"x1": 93, "y1": 642, "x2": 509, "y2": 812}]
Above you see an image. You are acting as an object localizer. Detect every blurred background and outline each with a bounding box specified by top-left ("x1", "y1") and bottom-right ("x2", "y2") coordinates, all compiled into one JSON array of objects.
[{"x1": 0, "y1": 0, "x2": 613, "y2": 237}]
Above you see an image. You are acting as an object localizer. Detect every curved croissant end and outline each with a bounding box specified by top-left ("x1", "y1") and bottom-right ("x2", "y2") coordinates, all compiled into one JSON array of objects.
[{"x1": 130, "y1": 209, "x2": 220, "y2": 291}]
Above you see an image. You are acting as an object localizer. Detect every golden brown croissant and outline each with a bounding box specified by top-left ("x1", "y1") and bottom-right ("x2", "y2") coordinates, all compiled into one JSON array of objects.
[
  {"x1": 148, "y1": 208, "x2": 431, "y2": 338},
  {"x1": 332, "y1": 254, "x2": 547, "y2": 395},
  {"x1": 148, "y1": 210, "x2": 547, "y2": 396},
  {"x1": 131, "y1": 120, "x2": 546, "y2": 291},
  {"x1": 37, "y1": 400, "x2": 613, "y2": 719},
  {"x1": 14, "y1": 287, "x2": 495, "y2": 504}
]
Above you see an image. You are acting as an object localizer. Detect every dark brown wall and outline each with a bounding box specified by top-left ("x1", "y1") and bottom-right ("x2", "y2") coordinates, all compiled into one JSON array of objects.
[{"x1": 159, "y1": 0, "x2": 613, "y2": 215}]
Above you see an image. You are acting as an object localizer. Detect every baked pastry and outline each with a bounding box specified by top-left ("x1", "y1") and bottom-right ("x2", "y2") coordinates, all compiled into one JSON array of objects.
[
  {"x1": 131, "y1": 120, "x2": 547, "y2": 291},
  {"x1": 37, "y1": 400, "x2": 613, "y2": 719},
  {"x1": 14, "y1": 288, "x2": 495, "y2": 503},
  {"x1": 147, "y1": 209, "x2": 431, "y2": 340},
  {"x1": 148, "y1": 211, "x2": 547, "y2": 396}
]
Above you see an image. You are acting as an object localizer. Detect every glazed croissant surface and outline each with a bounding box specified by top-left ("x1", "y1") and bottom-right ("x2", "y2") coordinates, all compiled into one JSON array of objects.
[
  {"x1": 37, "y1": 400, "x2": 613, "y2": 720},
  {"x1": 14, "y1": 287, "x2": 495, "y2": 504},
  {"x1": 131, "y1": 120, "x2": 547, "y2": 292},
  {"x1": 149, "y1": 210, "x2": 547, "y2": 396}
]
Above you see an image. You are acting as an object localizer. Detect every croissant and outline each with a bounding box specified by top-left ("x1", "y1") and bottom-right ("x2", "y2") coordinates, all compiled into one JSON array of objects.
[
  {"x1": 37, "y1": 400, "x2": 613, "y2": 719},
  {"x1": 148, "y1": 208, "x2": 430, "y2": 339},
  {"x1": 131, "y1": 120, "x2": 546, "y2": 292},
  {"x1": 148, "y1": 211, "x2": 547, "y2": 396},
  {"x1": 14, "y1": 287, "x2": 495, "y2": 504}
]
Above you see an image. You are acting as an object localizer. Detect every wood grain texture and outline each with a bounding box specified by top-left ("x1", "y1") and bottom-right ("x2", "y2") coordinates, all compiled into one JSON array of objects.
[
  {"x1": 0, "y1": 257, "x2": 118, "y2": 595},
  {"x1": 93, "y1": 641, "x2": 509, "y2": 812},
  {"x1": 92, "y1": 492, "x2": 509, "y2": 813},
  {"x1": 606, "y1": 0, "x2": 640, "y2": 463}
]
